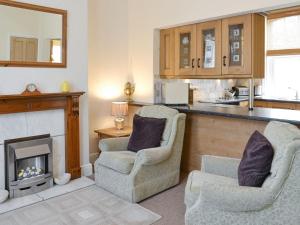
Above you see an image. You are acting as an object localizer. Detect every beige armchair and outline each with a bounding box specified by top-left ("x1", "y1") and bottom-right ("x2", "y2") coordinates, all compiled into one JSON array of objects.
[{"x1": 94, "y1": 105, "x2": 186, "y2": 203}]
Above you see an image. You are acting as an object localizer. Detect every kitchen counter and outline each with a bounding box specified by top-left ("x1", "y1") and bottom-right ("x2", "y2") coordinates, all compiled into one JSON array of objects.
[{"x1": 129, "y1": 102, "x2": 300, "y2": 125}]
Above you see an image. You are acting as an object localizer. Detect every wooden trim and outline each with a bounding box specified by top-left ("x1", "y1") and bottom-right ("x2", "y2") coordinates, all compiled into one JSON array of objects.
[
  {"x1": 267, "y1": 6, "x2": 300, "y2": 20},
  {"x1": 0, "y1": 0, "x2": 67, "y2": 68},
  {"x1": 0, "y1": 92, "x2": 85, "y2": 179},
  {"x1": 267, "y1": 49, "x2": 300, "y2": 56}
]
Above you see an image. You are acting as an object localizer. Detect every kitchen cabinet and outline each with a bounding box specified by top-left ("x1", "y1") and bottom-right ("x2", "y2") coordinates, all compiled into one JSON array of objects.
[
  {"x1": 174, "y1": 25, "x2": 197, "y2": 76},
  {"x1": 222, "y1": 14, "x2": 265, "y2": 77},
  {"x1": 160, "y1": 13, "x2": 265, "y2": 79},
  {"x1": 196, "y1": 20, "x2": 222, "y2": 76},
  {"x1": 254, "y1": 100, "x2": 298, "y2": 110},
  {"x1": 160, "y1": 28, "x2": 175, "y2": 76}
]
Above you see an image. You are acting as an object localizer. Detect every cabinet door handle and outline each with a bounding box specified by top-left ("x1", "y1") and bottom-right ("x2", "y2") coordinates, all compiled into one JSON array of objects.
[
  {"x1": 192, "y1": 58, "x2": 195, "y2": 68},
  {"x1": 223, "y1": 56, "x2": 227, "y2": 67},
  {"x1": 197, "y1": 58, "x2": 201, "y2": 68}
]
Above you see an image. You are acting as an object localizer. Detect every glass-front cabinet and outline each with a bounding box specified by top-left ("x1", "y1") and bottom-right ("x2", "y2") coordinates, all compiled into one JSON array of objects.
[
  {"x1": 174, "y1": 25, "x2": 197, "y2": 76},
  {"x1": 196, "y1": 20, "x2": 222, "y2": 76},
  {"x1": 221, "y1": 14, "x2": 252, "y2": 75}
]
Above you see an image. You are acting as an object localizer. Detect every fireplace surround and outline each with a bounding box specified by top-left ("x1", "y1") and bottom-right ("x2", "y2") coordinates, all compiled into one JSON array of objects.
[{"x1": 5, "y1": 134, "x2": 53, "y2": 198}]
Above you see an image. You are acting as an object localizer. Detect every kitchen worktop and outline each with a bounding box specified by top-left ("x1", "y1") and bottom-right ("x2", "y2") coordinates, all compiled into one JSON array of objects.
[{"x1": 129, "y1": 102, "x2": 300, "y2": 125}]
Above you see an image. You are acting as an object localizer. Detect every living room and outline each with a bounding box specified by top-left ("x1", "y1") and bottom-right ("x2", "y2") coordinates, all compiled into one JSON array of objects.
[{"x1": 1, "y1": 0, "x2": 300, "y2": 224}]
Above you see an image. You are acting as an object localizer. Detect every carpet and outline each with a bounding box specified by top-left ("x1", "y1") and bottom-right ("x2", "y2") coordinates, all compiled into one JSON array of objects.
[{"x1": 0, "y1": 185, "x2": 161, "y2": 225}]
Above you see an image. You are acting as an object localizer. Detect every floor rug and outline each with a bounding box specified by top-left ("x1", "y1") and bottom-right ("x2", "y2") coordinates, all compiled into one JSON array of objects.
[{"x1": 0, "y1": 185, "x2": 161, "y2": 225}]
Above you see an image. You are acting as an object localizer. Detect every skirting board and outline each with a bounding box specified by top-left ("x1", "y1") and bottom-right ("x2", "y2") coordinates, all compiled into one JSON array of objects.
[{"x1": 81, "y1": 163, "x2": 93, "y2": 176}]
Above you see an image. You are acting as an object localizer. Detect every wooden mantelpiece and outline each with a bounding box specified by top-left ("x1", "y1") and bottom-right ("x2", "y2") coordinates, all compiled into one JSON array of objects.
[{"x1": 0, "y1": 92, "x2": 85, "y2": 179}]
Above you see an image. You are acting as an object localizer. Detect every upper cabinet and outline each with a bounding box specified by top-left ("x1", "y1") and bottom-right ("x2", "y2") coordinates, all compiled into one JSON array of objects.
[
  {"x1": 160, "y1": 13, "x2": 265, "y2": 79},
  {"x1": 196, "y1": 20, "x2": 222, "y2": 76},
  {"x1": 222, "y1": 14, "x2": 265, "y2": 77},
  {"x1": 174, "y1": 25, "x2": 197, "y2": 76}
]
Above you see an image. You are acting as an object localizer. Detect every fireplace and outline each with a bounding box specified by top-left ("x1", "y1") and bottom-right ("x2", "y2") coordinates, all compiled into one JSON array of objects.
[{"x1": 5, "y1": 134, "x2": 53, "y2": 198}]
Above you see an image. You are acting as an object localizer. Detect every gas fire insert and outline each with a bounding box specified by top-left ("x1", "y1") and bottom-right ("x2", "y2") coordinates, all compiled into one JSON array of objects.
[{"x1": 5, "y1": 134, "x2": 53, "y2": 198}]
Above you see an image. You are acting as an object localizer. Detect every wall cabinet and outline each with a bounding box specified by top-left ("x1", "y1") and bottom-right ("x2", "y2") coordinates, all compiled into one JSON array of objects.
[
  {"x1": 160, "y1": 13, "x2": 265, "y2": 79},
  {"x1": 174, "y1": 25, "x2": 197, "y2": 76}
]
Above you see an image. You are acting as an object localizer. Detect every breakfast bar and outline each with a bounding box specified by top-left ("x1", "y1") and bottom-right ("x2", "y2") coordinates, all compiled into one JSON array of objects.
[{"x1": 128, "y1": 103, "x2": 300, "y2": 172}]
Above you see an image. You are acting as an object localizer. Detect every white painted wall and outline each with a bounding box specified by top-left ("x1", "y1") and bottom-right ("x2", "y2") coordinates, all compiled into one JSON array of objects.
[
  {"x1": 0, "y1": 0, "x2": 91, "y2": 175},
  {"x1": 88, "y1": 0, "x2": 129, "y2": 160}
]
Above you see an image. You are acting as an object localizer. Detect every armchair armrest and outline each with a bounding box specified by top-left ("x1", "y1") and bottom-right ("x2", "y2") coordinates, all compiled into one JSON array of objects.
[
  {"x1": 99, "y1": 137, "x2": 130, "y2": 152},
  {"x1": 136, "y1": 146, "x2": 171, "y2": 166},
  {"x1": 201, "y1": 155, "x2": 240, "y2": 179},
  {"x1": 198, "y1": 182, "x2": 274, "y2": 212}
]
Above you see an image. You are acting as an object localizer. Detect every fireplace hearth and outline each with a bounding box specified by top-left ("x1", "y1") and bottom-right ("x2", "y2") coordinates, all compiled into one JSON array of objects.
[{"x1": 5, "y1": 134, "x2": 53, "y2": 198}]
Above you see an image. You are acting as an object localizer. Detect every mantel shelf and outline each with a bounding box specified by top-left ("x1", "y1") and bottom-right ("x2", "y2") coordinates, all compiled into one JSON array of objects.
[
  {"x1": 0, "y1": 91, "x2": 85, "y2": 180},
  {"x1": 0, "y1": 92, "x2": 85, "y2": 101}
]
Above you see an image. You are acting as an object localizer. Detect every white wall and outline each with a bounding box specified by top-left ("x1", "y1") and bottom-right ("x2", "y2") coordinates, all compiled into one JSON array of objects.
[
  {"x1": 0, "y1": 0, "x2": 91, "y2": 175},
  {"x1": 88, "y1": 0, "x2": 129, "y2": 160}
]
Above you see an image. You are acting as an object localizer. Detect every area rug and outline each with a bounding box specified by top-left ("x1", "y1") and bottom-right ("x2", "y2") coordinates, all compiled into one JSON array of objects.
[{"x1": 0, "y1": 185, "x2": 161, "y2": 225}]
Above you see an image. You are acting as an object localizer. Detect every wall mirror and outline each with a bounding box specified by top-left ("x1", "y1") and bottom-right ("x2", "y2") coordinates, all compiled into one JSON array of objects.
[{"x1": 0, "y1": 0, "x2": 67, "y2": 68}]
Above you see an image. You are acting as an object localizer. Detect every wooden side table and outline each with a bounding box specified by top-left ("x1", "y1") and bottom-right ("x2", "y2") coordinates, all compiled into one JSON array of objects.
[{"x1": 94, "y1": 126, "x2": 132, "y2": 139}]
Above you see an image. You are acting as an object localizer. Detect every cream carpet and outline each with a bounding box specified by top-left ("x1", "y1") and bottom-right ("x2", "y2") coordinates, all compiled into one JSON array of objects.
[
  {"x1": 140, "y1": 175, "x2": 187, "y2": 225},
  {"x1": 0, "y1": 185, "x2": 161, "y2": 225}
]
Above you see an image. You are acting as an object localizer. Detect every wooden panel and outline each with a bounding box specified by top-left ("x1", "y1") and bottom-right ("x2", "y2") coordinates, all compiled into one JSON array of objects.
[
  {"x1": 160, "y1": 29, "x2": 175, "y2": 76},
  {"x1": 174, "y1": 25, "x2": 197, "y2": 76},
  {"x1": 196, "y1": 20, "x2": 222, "y2": 76},
  {"x1": 254, "y1": 100, "x2": 297, "y2": 110},
  {"x1": 267, "y1": 6, "x2": 300, "y2": 20},
  {"x1": 267, "y1": 49, "x2": 300, "y2": 56},
  {"x1": 252, "y1": 14, "x2": 265, "y2": 78},
  {"x1": 222, "y1": 14, "x2": 252, "y2": 75},
  {"x1": 0, "y1": 92, "x2": 84, "y2": 179},
  {"x1": 181, "y1": 113, "x2": 267, "y2": 172}
]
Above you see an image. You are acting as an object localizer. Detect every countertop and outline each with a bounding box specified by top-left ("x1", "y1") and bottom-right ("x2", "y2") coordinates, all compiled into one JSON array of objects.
[{"x1": 129, "y1": 102, "x2": 300, "y2": 125}]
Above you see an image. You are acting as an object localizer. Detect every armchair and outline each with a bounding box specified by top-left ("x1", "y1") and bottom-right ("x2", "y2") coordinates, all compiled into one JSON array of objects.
[
  {"x1": 185, "y1": 121, "x2": 300, "y2": 225},
  {"x1": 94, "y1": 105, "x2": 186, "y2": 203}
]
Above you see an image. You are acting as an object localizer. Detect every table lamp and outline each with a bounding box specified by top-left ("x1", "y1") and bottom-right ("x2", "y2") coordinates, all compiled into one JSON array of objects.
[{"x1": 111, "y1": 102, "x2": 128, "y2": 130}]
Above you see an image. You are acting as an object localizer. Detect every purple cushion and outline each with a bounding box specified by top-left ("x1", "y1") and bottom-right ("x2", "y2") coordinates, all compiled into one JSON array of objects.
[
  {"x1": 127, "y1": 114, "x2": 166, "y2": 152},
  {"x1": 238, "y1": 131, "x2": 274, "y2": 187}
]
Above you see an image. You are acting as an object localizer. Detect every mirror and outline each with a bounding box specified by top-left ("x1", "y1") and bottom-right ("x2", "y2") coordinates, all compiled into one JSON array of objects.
[{"x1": 0, "y1": 0, "x2": 67, "y2": 67}]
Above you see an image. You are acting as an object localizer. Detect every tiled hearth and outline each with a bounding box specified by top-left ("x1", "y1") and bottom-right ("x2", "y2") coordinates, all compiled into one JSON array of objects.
[{"x1": 0, "y1": 110, "x2": 66, "y2": 190}]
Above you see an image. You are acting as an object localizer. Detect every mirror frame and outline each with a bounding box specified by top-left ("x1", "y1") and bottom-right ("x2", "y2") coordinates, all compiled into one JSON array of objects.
[{"x1": 0, "y1": 0, "x2": 67, "y2": 68}]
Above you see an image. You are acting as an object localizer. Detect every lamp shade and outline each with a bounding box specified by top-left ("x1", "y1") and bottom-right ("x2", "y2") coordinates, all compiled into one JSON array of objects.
[{"x1": 111, "y1": 102, "x2": 128, "y2": 117}]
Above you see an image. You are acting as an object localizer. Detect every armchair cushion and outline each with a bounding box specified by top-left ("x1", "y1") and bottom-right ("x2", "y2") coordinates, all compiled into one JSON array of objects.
[
  {"x1": 127, "y1": 114, "x2": 166, "y2": 152},
  {"x1": 98, "y1": 151, "x2": 136, "y2": 174},
  {"x1": 185, "y1": 171, "x2": 237, "y2": 208}
]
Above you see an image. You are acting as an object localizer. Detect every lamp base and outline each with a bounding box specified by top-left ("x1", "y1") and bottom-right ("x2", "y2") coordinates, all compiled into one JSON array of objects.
[{"x1": 114, "y1": 117, "x2": 125, "y2": 130}]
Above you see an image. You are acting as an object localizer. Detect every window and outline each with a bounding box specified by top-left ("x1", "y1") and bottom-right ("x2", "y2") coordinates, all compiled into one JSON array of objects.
[{"x1": 263, "y1": 9, "x2": 300, "y2": 99}]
